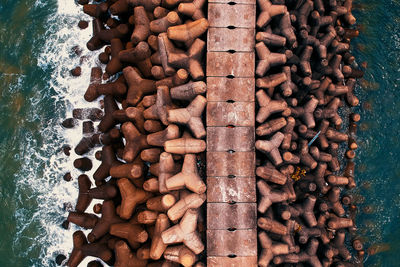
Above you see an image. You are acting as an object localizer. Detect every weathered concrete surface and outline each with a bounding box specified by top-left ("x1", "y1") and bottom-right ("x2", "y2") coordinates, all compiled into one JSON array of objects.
[
  {"x1": 207, "y1": 177, "x2": 256, "y2": 203},
  {"x1": 207, "y1": 102, "x2": 255, "y2": 127},
  {"x1": 207, "y1": 127, "x2": 254, "y2": 151},
  {"x1": 207, "y1": 52, "x2": 255, "y2": 77},
  {"x1": 207, "y1": 152, "x2": 255, "y2": 177},
  {"x1": 207, "y1": 256, "x2": 258, "y2": 267},
  {"x1": 207, "y1": 229, "x2": 257, "y2": 256},
  {"x1": 207, "y1": 203, "x2": 257, "y2": 229},
  {"x1": 207, "y1": 77, "x2": 255, "y2": 102},
  {"x1": 208, "y1": 3, "x2": 256, "y2": 28},
  {"x1": 206, "y1": 2, "x2": 257, "y2": 264},
  {"x1": 207, "y1": 28, "x2": 255, "y2": 52}
]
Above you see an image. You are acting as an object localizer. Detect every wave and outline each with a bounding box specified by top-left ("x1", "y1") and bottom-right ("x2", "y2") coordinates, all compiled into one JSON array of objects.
[{"x1": 13, "y1": 0, "x2": 105, "y2": 266}]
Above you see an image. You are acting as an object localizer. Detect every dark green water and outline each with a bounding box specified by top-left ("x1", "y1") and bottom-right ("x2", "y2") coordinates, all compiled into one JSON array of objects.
[
  {"x1": 0, "y1": 0, "x2": 60, "y2": 265},
  {"x1": 0, "y1": 0, "x2": 399, "y2": 266},
  {"x1": 0, "y1": 0, "x2": 99, "y2": 266}
]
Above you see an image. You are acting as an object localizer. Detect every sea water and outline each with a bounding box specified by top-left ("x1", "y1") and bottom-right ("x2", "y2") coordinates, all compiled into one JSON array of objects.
[
  {"x1": 350, "y1": 0, "x2": 400, "y2": 266},
  {"x1": 0, "y1": 0, "x2": 103, "y2": 265},
  {"x1": 0, "y1": 0, "x2": 399, "y2": 266}
]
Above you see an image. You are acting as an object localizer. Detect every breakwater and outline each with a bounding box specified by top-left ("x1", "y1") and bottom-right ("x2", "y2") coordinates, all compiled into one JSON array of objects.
[
  {"x1": 0, "y1": 0, "x2": 399, "y2": 266},
  {"x1": 60, "y1": 0, "x2": 209, "y2": 266},
  {"x1": 59, "y1": 0, "x2": 368, "y2": 266}
]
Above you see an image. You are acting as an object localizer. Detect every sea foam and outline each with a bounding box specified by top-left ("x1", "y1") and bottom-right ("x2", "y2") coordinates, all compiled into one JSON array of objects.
[{"x1": 14, "y1": 0, "x2": 108, "y2": 265}]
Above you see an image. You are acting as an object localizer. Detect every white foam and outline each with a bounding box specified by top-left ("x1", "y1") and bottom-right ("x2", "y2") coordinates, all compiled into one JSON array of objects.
[{"x1": 14, "y1": 0, "x2": 111, "y2": 266}]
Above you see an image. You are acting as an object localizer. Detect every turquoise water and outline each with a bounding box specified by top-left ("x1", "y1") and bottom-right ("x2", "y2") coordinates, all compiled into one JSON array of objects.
[
  {"x1": 0, "y1": 0, "x2": 399, "y2": 266},
  {"x1": 350, "y1": 0, "x2": 400, "y2": 266}
]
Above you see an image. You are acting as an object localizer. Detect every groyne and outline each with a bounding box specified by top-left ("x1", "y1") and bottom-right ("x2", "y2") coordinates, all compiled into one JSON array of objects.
[{"x1": 58, "y1": 0, "x2": 365, "y2": 266}]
